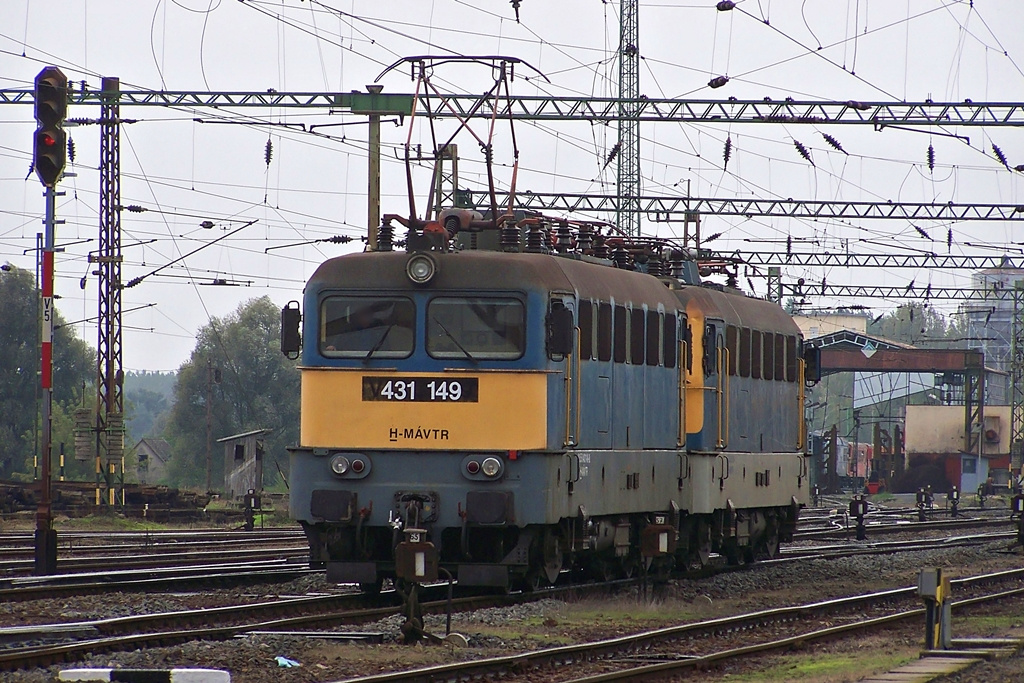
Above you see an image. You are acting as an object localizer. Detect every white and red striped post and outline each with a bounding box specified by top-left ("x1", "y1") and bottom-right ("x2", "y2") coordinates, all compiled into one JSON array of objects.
[{"x1": 35, "y1": 185, "x2": 58, "y2": 574}]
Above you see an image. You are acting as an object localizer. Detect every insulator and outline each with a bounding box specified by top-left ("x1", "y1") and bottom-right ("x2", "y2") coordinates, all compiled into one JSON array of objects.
[
  {"x1": 708, "y1": 75, "x2": 729, "y2": 89},
  {"x1": 377, "y1": 222, "x2": 394, "y2": 252},
  {"x1": 576, "y1": 227, "x2": 594, "y2": 253},
  {"x1": 669, "y1": 249, "x2": 686, "y2": 278},
  {"x1": 793, "y1": 140, "x2": 814, "y2": 167},
  {"x1": 604, "y1": 142, "x2": 620, "y2": 170},
  {"x1": 927, "y1": 144, "x2": 935, "y2": 172},
  {"x1": 992, "y1": 143, "x2": 1009, "y2": 168},
  {"x1": 123, "y1": 205, "x2": 146, "y2": 213},
  {"x1": 612, "y1": 246, "x2": 631, "y2": 269},
  {"x1": 914, "y1": 225, "x2": 931, "y2": 240},
  {"x1": 1015, "y1": 164, "x2": 1024, "y2": 173},
  {"x1": 723, "y1": 136, "x2": 732, "y2": 168},
  {"x1": 647, "y1": 256, "x2": 663, "y2": 277},
  {"x1": 67, "y1": 137, "x2": 76, "y2": 163},
  {"x1": 786, "y1": 234, "x2": 792, "y2": 256},
  {"x1": 324, "y1": 235, "x2": 354, "y2": 244},
  {"x1": 716, "y1": 1, "x2": 735, "y2": 10},
  {"x1": 265, "y1": 139, "x2": 273, "y2": 167},
  {"x1": 525, "y1": 223, "x2": 548, "y2": 253},
  {"x1": 845, "y1": 100, "x2": 871, "y2": 111},
  {"x1": 592, "y1": 238, "x2": 610, "y2": 260},
  {"x1": 726, "y1": 272, "x2": 737, "y2": 288},
  {"x1": 821, "y1": 133, "x2": 847, "y2": 155},
  {"x1": 555, "y1": 224, "x2": 573, "y2": 253},
  {"x1": 482, "y1": 143, "x2": 494, "y2": 164},
  {"x1": 500, "y1": 221, "x2": 520, "y2": 252},
  {"x1": 947, "y1": 228, "x2": 953, "y2": 251}
]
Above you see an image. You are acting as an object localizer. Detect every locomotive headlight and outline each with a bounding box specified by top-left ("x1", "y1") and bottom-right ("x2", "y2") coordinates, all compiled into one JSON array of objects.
[
  {"x1": 406, "y1": 253, "x2": 437, "y2": 285},
  {"x1": 481, "y1": 457, "x2": 502, "y2": 478},
  {"x1": 330, "y1": 455, "x2": 350, "y2": 475}
]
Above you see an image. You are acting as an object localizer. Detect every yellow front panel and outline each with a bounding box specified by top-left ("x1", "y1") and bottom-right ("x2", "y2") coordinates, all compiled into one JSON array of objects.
[{"x1": 301, "y1": 369, "x2": 549, "y2": 450}]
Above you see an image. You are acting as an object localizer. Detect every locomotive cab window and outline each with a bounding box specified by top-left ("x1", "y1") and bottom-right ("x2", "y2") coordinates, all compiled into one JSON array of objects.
[
  {"x1": 427, "y1": 297, "x2": 525, "y2": 360},
  {"x1": 321, "y1": 296, "x2": 415, "y2": 358}
]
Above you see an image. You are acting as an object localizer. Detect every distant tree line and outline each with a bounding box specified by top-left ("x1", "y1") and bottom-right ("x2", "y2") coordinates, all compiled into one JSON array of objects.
[{"x1": 0, "y1": 264, "x2": 299, "y2": 492}]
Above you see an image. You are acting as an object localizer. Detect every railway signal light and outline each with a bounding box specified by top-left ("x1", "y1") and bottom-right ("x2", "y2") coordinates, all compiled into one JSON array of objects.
[{"x1": 33, "y1": 66, "x2": 68, "y2": 187}]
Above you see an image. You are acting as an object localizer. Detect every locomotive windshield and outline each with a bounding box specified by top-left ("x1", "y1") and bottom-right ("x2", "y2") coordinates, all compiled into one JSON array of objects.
[
  {"x1": 427, "y1": 297, "x2": 525, "y2": 360},
  {"x1": 321, "y1": 296, "x2": 414, "y2": 358}
]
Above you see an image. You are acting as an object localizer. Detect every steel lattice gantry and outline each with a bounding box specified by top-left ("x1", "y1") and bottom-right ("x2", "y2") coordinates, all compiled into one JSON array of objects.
[
  {"x1": 3, "y1": 89, "x2": 1024, "y2": 126},
  {"x1": 725, "y1": 252, "x2": 1024, "y2": 270},
  {"x1": 785, "y1": 282, "x2": 1024, "y2": 477},
  {"x1": 472, "y1": 192, "x2": 1024, "y2": 221}
]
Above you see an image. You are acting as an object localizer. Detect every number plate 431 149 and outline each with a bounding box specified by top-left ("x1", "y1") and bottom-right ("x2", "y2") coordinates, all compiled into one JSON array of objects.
[{"x1": 362, "y1": 376, "x2": 479, "y2": 402}]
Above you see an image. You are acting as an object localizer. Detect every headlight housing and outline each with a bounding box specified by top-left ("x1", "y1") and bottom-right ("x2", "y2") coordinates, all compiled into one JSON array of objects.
[
  {"x1": 481, "y1": 457, "x2": 502, "y2": 478},
  {"x1": 330, "y1": 455, "x2": 350, "y2": 475},
  {"x1": 406, "y1": 253, "x2": 437, "y2": 285}
]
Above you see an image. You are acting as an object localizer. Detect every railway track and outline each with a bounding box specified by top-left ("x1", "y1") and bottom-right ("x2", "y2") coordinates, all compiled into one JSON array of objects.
[
  {"x1": 331, "y1": 568, "x2": 1024, "y2": 683},
  {"x1": 0, "y1": 528, "x2": 307, "y2": 577},
  {"x1": 0, "y1": 580, "x2": 631, "y2": 671}
]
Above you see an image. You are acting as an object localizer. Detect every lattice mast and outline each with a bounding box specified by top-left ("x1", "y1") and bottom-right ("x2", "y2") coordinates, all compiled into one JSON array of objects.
[
  {"x1": 617, "y1": 0, "x2": 641, "y2": 237},
  {"x1": 95, "y1": 77, "x2": 124, "y2": 505}
]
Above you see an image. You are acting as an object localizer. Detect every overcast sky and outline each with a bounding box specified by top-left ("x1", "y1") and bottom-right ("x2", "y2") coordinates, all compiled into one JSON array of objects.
[{"x1": 2, "y1": 1, "x2": 1023, "y2": 372}]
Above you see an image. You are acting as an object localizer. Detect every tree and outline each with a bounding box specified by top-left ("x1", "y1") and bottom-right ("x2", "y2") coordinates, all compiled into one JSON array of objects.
[
  {"x1": 0, "y1": 265, "x2": 95, "y2": 478},
  {"x1": 163, "y1": 296, "x2": 299, "y2": 490},
  {"x1": 867, "y1": 303, "x2": 965, "y2": 348}
]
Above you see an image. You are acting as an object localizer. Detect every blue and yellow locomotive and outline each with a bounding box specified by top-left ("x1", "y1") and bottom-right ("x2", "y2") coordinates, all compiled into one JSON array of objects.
[{"x1": 282, "y1": 219, "x2": 809, "y2": 590}]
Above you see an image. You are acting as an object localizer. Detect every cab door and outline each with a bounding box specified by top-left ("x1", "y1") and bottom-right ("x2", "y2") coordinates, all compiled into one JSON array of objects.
[{"x1": 548, "y1": 295, "x2": 579, "y2": 447}]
